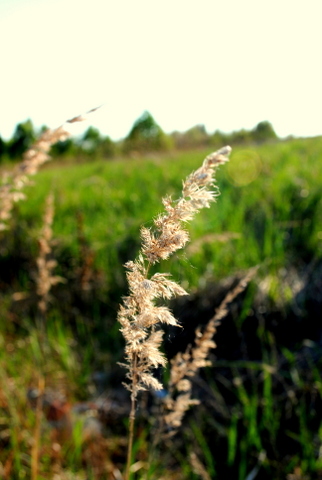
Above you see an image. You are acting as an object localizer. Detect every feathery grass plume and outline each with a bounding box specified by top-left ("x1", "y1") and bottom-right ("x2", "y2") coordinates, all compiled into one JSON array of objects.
[
  {"x1": 33, "y1": 193, "x2": 64, "y2": 477},
  {"x1": 163, "y1": 267, "x2": 257, "y2": 435},
  {"x1": 118, "y1": 146, "x2": 231, "y2": 479},
  {"x1": 0, "y1": 107, "x2": 100, "y2": 231},
  {"x1": 189, "y1": 451, "x2": 212, "y2": 480},
  {"x1": 36, "y1": 193, "x2": 64, "y2": 316}
]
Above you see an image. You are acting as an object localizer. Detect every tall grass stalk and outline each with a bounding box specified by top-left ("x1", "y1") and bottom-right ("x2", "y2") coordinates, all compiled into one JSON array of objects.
[
  {"x1": 36, "y1": 193, "x2": 65, "y2": 318},
  {"x1": 117, "y1": 146, "x2": 231, "y2": 479},
  {"x1": 31, "y1": 193, "x2": 63, "y2": 480},
  {"x1": 0, "y1": 107, "x2": 99, "y2": 231},
  {"x1": 163, "y1": 268, "x2": 257, "y2": 436}
]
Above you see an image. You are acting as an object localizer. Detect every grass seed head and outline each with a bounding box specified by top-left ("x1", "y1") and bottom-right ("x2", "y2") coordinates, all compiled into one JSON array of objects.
[{"x1": 118, "y1": 146, "x2": 231, "y2": 397}]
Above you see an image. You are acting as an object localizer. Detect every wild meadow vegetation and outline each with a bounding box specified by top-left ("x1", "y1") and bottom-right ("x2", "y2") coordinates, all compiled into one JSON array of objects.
[{"x1": 0, "y1": 113, "x2": 321, "y2": 480}]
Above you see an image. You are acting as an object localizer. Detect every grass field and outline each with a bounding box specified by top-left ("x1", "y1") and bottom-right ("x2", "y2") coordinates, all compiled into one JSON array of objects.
[
  {"x1": 0, "y1": 136, "x2": 322, "y2": 479},
  {"x1": 15, "y1": 136, "x2": 322, "y2": 284}
]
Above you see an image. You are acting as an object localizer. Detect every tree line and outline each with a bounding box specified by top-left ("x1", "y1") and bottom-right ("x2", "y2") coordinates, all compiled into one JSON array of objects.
[{"x1": 0, "y1": 111, "x2": 278, "y2": 162}]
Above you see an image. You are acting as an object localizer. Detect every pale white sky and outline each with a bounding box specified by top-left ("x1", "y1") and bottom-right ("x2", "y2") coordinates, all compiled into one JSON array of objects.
[{"x1": 0, "y1": 0, "x2": 321, "y2": 140}]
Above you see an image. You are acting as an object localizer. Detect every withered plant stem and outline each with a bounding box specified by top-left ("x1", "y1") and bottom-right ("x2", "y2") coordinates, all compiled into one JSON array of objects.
[
  {"x1": 125, "y1": 352, "x2": 138, "y2": 480},
  {"x1": 31, "y1": 375, "x2": 45, "y2": 480},
  {"x1": 162, "y1": 267, "x2": 258, "y2": 436}
]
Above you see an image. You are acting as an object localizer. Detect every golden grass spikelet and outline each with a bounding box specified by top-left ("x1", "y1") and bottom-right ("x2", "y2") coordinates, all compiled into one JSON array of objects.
[
  {"x1": 118, "y1": 146, "x2": 231, "y2": 399},
  {"x1": 0, "y1": 107, "x2": 100, "y2": 231},
  {"x1": 163, "y1": 267, "x2": 257, "y2": 435},
  {"x1": 141, "y1": 146, "x2": 231, "y2": 265},
  {"x1": 119, "y1": 146, "x2": 231, "y2": 480},
  {"x1": 163, "y1": 393, "x2": 200, "y2": 429},
  {"x1": 189, "y1": 452, "x2": 212, "y2": 480},
  {"x1": 36, "y1": 193, "x2": 64, "y2": 315}
]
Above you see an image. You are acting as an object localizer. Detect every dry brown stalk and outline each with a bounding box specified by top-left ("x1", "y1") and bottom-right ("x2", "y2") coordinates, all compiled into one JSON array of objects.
[
  {"x1": 76, "y1": 211, "x2": 96, "y2": 293},
  {"x1": 32, "y1": 193, "x2": 64, "y2": 477},
  {"x1": 0, "y1": 106, "x2": 100, "y2": 231},
  {"x1": 163, "y1": 267, "x2": 257, "y2": 435},
  {"x1": 36, "y1": 193, "x2": 64, "y2": 316},
  {"x1": 31, "y1": 376, "x2": 45, "y2": 480},
  {"x1": 189, "y1": 451, "x2": 212, "y2": 480},
  {"x1": 118, "y1": 146, "x2": 232, "y2": 479}
]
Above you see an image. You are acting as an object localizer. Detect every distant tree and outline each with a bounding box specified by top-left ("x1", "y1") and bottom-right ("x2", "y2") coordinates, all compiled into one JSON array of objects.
[
  {"x1": 123, "y1": 111, "x2": 171, "y2": 154},
  {"x1": 50, "y1": 138, "x2": 75, "y2": 157},
  {"x1": 79, "y1": 127, "x2": 116, "y2": 159},
  {"x1": 8, "y1": 119, "x2": 36, "y2": 158},
  {"x1": 210, "y1": 130, "x2": 230, "y2": 148},
  {"x1": 186, "y1": 124, "x2": 209, "y2": 147},
  {"x1": 0, "y1": 135, "x2": 7, "y2": 161},
  {"x1": 99, "y1": 136, "x2": 116, "y2": 159},
  {"x1": 39, "y1": 125, "x2": 49, "y2": 134},
  {"x1": 81, "y1": 126, "x2": 101, "y2": 152},
  {"x1": 230, "y1": 129, "x2": 252, "y2": 145},
  {"x1": 172, "y1": 124, "x2": 209, "y2": 149},
  {"x1": 252, "y1": 121, "x2": 277, "y2": 143}
]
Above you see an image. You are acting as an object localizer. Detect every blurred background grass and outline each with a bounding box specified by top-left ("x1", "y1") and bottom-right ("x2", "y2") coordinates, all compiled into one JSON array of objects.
[{"x1": 0, "y1": 136, "x2": 322, "y2": 479}]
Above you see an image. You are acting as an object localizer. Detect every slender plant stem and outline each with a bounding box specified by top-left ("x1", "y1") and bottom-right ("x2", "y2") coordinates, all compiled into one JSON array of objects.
[
  {"x1": 31, "y1": 375, "x2": 45, "y2": 480},
  {"x1": 125, "y1": 353, "x2": 138, "y2": 480},
  {"x1": 125, "y1": 262, "x2": 150, "y2": 478}
]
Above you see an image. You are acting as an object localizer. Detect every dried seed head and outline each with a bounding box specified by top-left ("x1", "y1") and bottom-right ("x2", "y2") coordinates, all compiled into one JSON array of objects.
[{"x1": 118, "y1": 147, "x2": 231, "y2": 398}]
